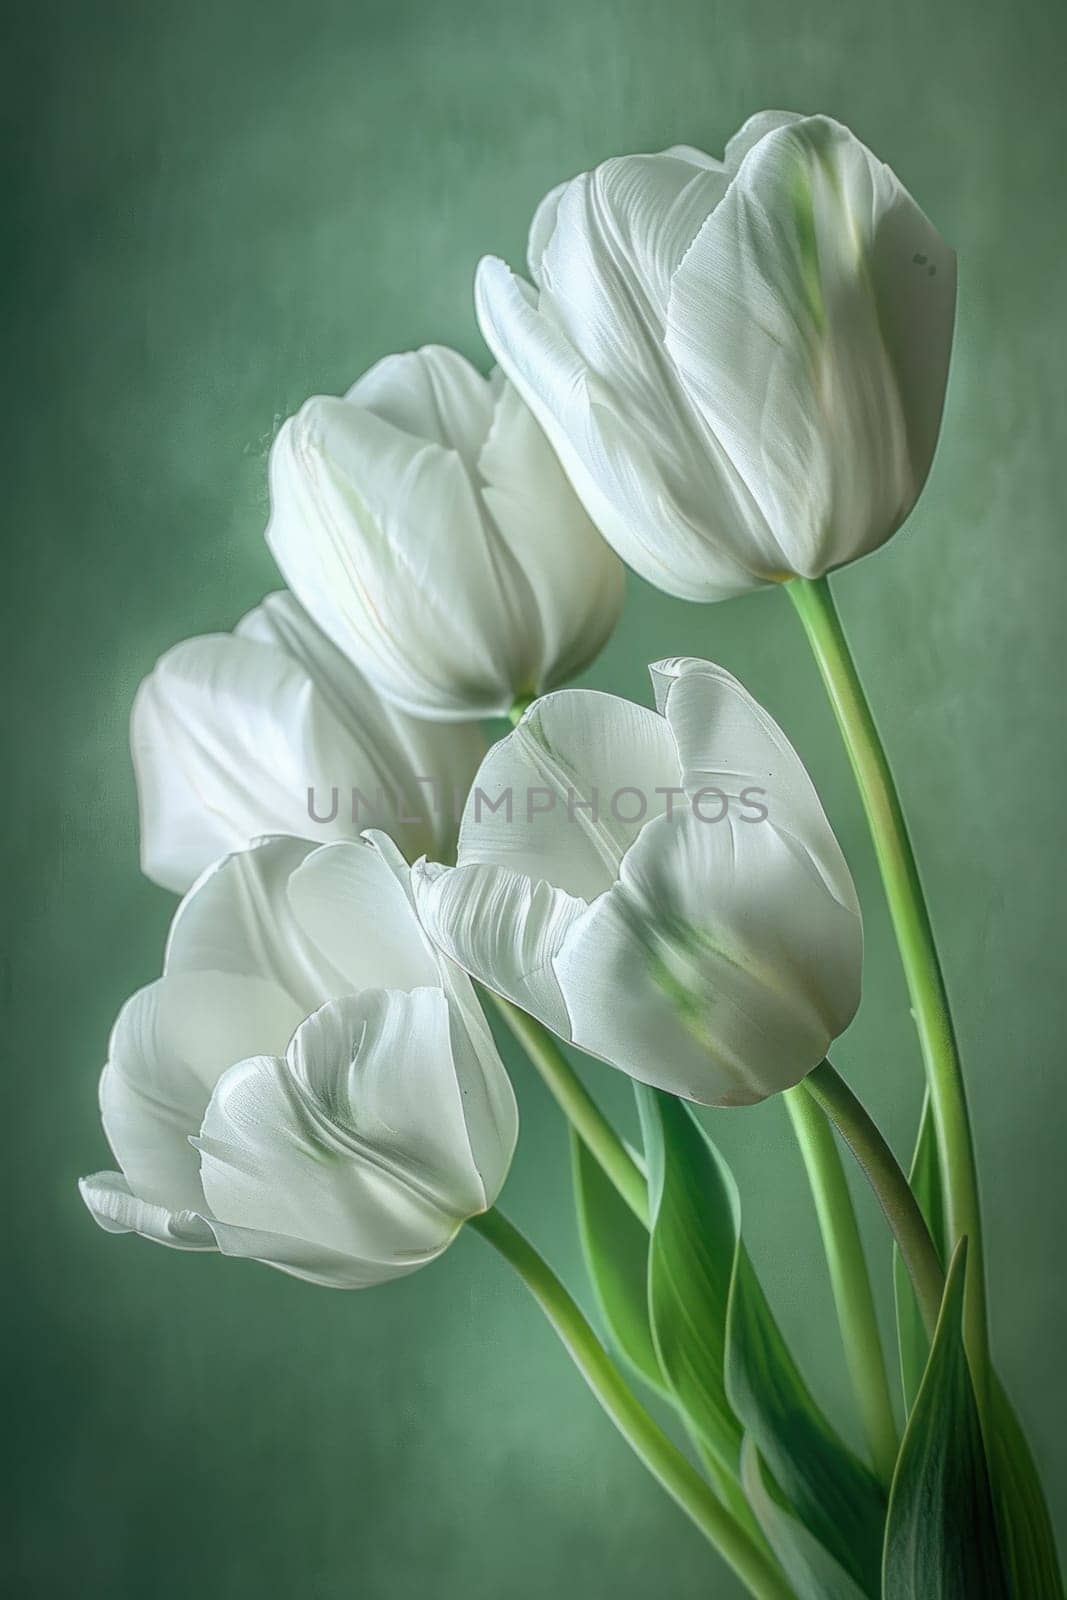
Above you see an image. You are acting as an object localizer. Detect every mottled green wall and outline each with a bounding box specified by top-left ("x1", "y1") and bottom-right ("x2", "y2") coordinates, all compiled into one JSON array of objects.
[{"x1": 6, "y1": 1, "x2": 1065, "y2": 1594}]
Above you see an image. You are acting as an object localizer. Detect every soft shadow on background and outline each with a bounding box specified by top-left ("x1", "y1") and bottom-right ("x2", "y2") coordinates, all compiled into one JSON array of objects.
[{"x1": 5, "y1": 1, "x2": 1065, "y2": 1594}]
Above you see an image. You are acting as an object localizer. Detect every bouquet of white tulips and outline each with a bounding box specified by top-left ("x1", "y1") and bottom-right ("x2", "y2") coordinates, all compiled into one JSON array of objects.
[{"x1": 80, "y1": 111, "x2": 1060, "y2": 1599}]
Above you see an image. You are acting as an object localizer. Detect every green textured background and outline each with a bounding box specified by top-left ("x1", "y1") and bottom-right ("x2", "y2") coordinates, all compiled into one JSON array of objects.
[{"x1": 6, "y1": 1, "x2": 1065, "y2": 1594}]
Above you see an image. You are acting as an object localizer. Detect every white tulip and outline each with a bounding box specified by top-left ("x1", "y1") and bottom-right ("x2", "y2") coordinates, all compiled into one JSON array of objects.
[
  {"x1": 413, "y1": 659, "x2": 861, "y2": 1105},
  {"x1": 132, "y1": 591, "x2": 486, "y2": 893},
  {"x1": 80, "y1": 833, "x2": 517, "y2": 1287},
  {"x1": 265, "y1": 345, "x2": 625, "y2": 720},
  {"x1": 476, "y1": 112, "x2": 956, "y2": 602}
]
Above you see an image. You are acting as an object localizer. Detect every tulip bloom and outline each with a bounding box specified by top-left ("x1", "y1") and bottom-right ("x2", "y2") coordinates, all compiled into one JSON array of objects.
[
  {"x1": 266, "y1": 345, "x2": 625, "y2": 720},
  {"x1": 131, "y1": 592, "x2": 485, "y2": 893},
  {"x1": 413, "y1": 658, "x2": 861, "y2": 1105},
  {"x1": 476, "y1": 112, "x2": 956, "y2": 602},
  {"x1": 80, "y1": 833, "x2": 517, "y2": 1287}
]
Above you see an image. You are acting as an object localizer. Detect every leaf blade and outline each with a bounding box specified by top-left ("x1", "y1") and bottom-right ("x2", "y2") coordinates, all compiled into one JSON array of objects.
[
  {"x1": 741, "y1": 1436, "x2": 868, "y2": 1600},
  {"x1": 570, "y1": 1127, "x2": 665, "y2": 1397},
  {"x1": 893, "y1": 1090, "x2": 946, "y2": 1414},
  {"x1": 727, "y1": 1244, "x2": 886, "y2": 1597},
  {"x1": 883, "y1": 1239, "x2": 1010, "y2": 1599}
]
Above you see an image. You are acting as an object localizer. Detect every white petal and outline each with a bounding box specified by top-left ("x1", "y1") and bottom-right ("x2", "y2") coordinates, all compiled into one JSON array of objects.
[
  {"x1": 101, "y1": 971, "x2": 304, "y2": 1214},
  {"x1": 205, "y1": 1217, "x2": 411, "y2": 1289},
  {"x1": 131, "y1": 629, "x2": 349, "y2": 893},
  {"x1": 538, "y1": 153, "x2": 730, "y2": 346},
  {"x1": 554, "y1": 808, "x2": 861, "y2": 1105},
  {"x1": 267, "y1": 395, "x2": 529, "y2": 720},
  {"x1": 476, "y1": 259, "x2": 778, "y2": 603},
  {"x1": 413, "y1": 859, "x2": 586, "y2": 1037},
  {"x1": 724, "y1": 109, "x2": 804, "y2": 171},
  {"x1": 456, "y1": 688, "x2": 680, "y2": 900},
  {"x1": 133, "y1": 595, "x2": 484, "y2": 892},
  {"x1": 527, "y1": 179, "x2": 569, "y2": 285},
  {"x1": 235, "y1": 593, "x2": 486, "y2": 859},
  {"x1": 432, "y1": 962, "x2": 520, "y2": 1206},
  {"x1": 649, "y1": 657, "x2": 858, "y2": 912},
  {"x1": 198, "y1": 990, "x2": 511, "y2": 1283},
  {"x1": 476, "y1": 259, "x2": 662, "y2": 590},
  {"x1": 286, "y1": 990, "x2": 495, "y2": 1213},
  {"x1": 79, "y1": 1171, "x2": 216, "y2": 1250},
  {"x1": 164, "y1": 838, "x2": 353, "y2": 1013},
  {"x1": 478, "y1": 381, "x2": 625, "y2": 692},
  {"x1": 667, "y1": 115, "x2": 954, "y2": 576},
  {"x1": 345, "y1": 345, "x2": 494, "y2": 469},
  {"x1": 286, "y1": 837, "x2": 439, "y2": 994}
]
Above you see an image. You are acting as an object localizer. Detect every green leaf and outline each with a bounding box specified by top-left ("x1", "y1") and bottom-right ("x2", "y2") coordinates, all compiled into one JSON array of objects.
[
  {"x1": 893, "y1": 1091, "x2": 946, "y2": 1413},
  {"x1": 570, "y1": 1128, "x2": 666, "y2": 1399},
  {"x1": 883, "y1": 1239, "x2": 1011, "y2": 1598},
  {"x1": 741, "y1": 1436, "x2": 868, "y2": 1600},
  {"x1": 893, "y1": 1101, "x2": 1063, "y2": 1594},
  {"x1": 636, "y1": 1086, "x2": 885, "y2": 1596},
  {"x1": 635, "y1": 1086, "x2": 744, "y2": 1475},
  {"x1": 987, "y1": 1373, "x2": 1064, "y2": 1600},
  {"x1": 728, "y1": 1244, "x2": 886, "y2": 1596}
]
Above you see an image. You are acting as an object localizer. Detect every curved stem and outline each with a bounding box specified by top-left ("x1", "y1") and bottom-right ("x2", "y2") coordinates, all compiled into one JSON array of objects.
[
  {"x1": 784, "y1": 1087, "x2": 899, "y2": 1487},
  {"x1": 469, "y1": 1208, "x2": 794, "y2": 1600},
  {"x1": 805, "y1": 1061, "x2": 944, "y2": 1336},
  {"x1": 786, "y1": 575, "x2": 987, "y2": 1395},
  {"x1": 488, "y1": 991, "x2": 649, "y2": 1227}
]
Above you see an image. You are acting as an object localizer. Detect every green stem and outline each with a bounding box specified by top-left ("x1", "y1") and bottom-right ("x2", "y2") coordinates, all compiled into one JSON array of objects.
[
  {"x1": 508, "y1": 694, "x2": 534, "y2": 726},
  {"x1": 488, "y1": 991, "x2": 649, "y2": 1227},
  {"x1": 469, "y1": 1208, "x2": 795, "y2": 1600},
  {"x1": 784, "y1": 1086, "x2": 899, "y2": 1487},
  {"x1": 786, "y1": 575, "x2": 987, "y2": 1394},
  {"x1": 805, "y1": 1060, "x2": 944, "y2": 1336}
]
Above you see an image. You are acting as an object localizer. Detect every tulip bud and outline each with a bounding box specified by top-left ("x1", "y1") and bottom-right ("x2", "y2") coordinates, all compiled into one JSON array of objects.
[
  {"x1": 265, "y1": 346, "x2": 625, "y2": 720},
  {"x1": 476, "y1": 112, "x2": 956, "y2": 602},
  {"x1": 131, "y1": 593, "x2": 487, "y2": 893},
  {"x1": 79, "y1": 833, "x2": 517, "y2": 1287},
  {"x1": 413, "y1": 658, "x2": 862, "y2": 1106}
]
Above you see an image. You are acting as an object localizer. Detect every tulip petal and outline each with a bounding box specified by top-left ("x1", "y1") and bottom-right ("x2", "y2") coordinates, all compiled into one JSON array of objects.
[
  {"x1": 268, "y1": 393, "x2": 532, "y2": 719},
  {"x1": 667, "y1": 116, "x2": 954, "y2": 576},
  {"x1": 413, "y1": 859, "x2": 586, "y2": 1037},
  {"x1": 650, "y1": 656, "x2": 858, "y2": 911},
  {"x1": 724, "y1": 110, "x2": 804, "y2": 171},
  {"x1": 541, "y1": 154, "x2": 729, "y2": 342},
  {"x1": 554, "y1": 808, "x2": 861, "y2": 1105},
  {"x1": 478, "y1": 381, "x2": 625, "y2": 691},
  {"x1": 133, "y1": 593, "x2": 484, "y2": 892},
  {"x1": 79, "y1": 1171, "x2": 217, "y2": 1250},
  {"x1": 164, "y1": 837, "x2": 353, "y2": 1013},
  {"x1": 132, "y1": 629, "x2": 350, "y2": 893},
  {"x1": 346, "y1": 345, "x2": 494, "y2": 470},
  {"x1": 235, "y1": 593, "x2": 486, "y2": 856},
  {"x1": 286, "y1": 837, "x2": 440, "y2": 994},
  {"x1": 101, "y1": 970, "x2": 305, "y2": 1214},
  {"x1": 457, "y1": 688, "x2": 680, "y2": 900},
  {"x1": 198, "y1": 990, "x2": 496, "y2": 1284},
  {"x1": 475, "y1": 257, "x2": 625, "y2": 547},
  {"x1": 527, "y1": 179, "x2": 569, "y2": 285},
  {"x1": 205, "y1": 1217, "x2": 411, "y2": 1289},
  {"x1": 477, "y1": 258, "x2": 780, "y2": 603}
]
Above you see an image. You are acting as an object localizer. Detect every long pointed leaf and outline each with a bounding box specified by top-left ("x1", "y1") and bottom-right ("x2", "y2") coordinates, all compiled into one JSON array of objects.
[
  {"x1": 884, "y1": 1239, "x2": 1010, "y2": 1598},
  {"x1": 741, "y1": 1436, "x2": 867, "y2": 1600},
  {"x1": 894, "y1": 1100, "x2": 1063, "y2": 1594},
  {"x1": 987, "y1": 1374, "x2": 1064, "y2": 1600},
  {"x1": 636, "y1": 1086, "x2": 744, "y2": 1475},
  {"x1": 728, "y1": 1245, "x2": 886, "y2": 1597},
  {"x1": 570, "y1": 1128, "x2": 666, "y2": 1398},
  {"x1": 637, "y1": 1086, "x2": 885, "y2": 1596},
  {"x1": 893, "y1": 1091, "x2": 946, "y2": 1413}
]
